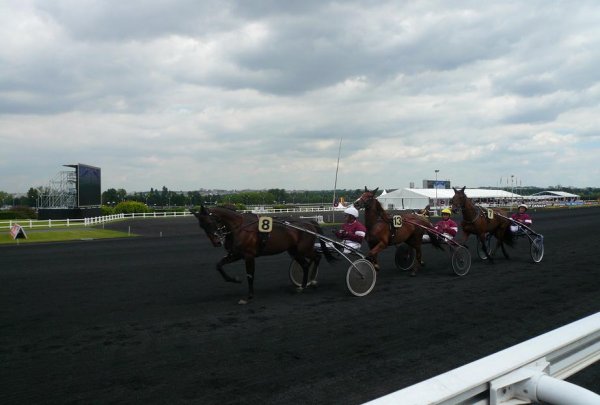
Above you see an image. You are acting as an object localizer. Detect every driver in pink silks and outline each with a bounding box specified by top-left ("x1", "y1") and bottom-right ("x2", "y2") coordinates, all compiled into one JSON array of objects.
[
  {"x1": 511, "y1": 204, "x2": 532, "y2": 233},
  {"x1": 334, "y1": 206, "x2": 367, "y2": 253},
  {"x1": 423, "y1": 208, "x2": 458, "y2": 242}
]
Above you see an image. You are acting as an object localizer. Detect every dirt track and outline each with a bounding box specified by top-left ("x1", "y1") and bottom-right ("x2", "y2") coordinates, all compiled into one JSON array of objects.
[{"x1": 1, "y1": 207, "x2": 599, "y2": 404}]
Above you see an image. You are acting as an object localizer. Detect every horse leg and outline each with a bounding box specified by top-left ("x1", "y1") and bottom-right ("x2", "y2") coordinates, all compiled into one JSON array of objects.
[
  {"x1": 216, "y1": 252, "x2": 243, "y2": 283},
  {"x1": 367, "y1": 242, "x2": 387, "y2": 271},
  {"x1": 410, "y1": 245, "x2": 422, "y2": 277},
  {"x1": 308, "y1": 255, "x2": 321, "y2": 287},
  {"x1": 497, "y1": 231, "x2": 510, "y2": 259},
  {"x1": 294, "y1": 256, "x2": 311, "y2": 292},
  {"x1": 479, "y1": 234, "x2": 494, "y2": 263},
  {"x1": 458, "y1": 231, "x2": 470, "y2": 247},
  {"x1": 238, "y1": 257, "x2": 256, "y2": 305}
]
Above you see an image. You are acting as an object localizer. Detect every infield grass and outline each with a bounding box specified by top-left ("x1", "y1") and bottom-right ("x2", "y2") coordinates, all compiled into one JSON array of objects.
[{"x1": 0, "y1": 228, "x2": 134, "y2": 244}]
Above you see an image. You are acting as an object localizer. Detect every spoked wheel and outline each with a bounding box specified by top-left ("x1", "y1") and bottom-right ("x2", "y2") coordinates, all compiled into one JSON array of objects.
[
  {"x1": 452, "y1": 245, "x2": 471, "y2": 276},
  {"x1": 346, "y1": 259, "x2": 376, "y2": 297},
  {"x1": 530, "y1": 235, "x2": 544, "y2": 263},
  {"x1": 476, "y1": 233, "x2": 495, "y2": 260},
  {"x1": 395, "y1": 244, "x2": 416, "y2": 271},
  {"x1": 288, "y1": 260, "x2": 319, "y2": 288}
]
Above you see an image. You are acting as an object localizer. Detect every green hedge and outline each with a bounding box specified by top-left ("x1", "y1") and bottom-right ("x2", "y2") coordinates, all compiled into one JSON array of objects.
[
  {"x1": 114, "y1": 201, "x2": 150, "y2": 214},
  {"x1": 0, "y1": 206, "x2": 36, "y2": 219}
]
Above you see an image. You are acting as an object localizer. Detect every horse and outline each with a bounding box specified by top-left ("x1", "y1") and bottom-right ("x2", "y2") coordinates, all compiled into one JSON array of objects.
[
  {"x1": 449, "y1": 186, "x2": 514, "y2": 261},
  {"x1": 353, "y1": 187, "x2": 443, "y2": 276},
  {"x1": 192, "y1": 205, "x2": 336, "y2": 304}
]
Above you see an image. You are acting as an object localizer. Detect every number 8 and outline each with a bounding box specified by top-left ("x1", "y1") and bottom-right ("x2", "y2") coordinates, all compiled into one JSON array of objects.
[{"x1": 258, "y1": 217, "x2": 273, "y2": 233}]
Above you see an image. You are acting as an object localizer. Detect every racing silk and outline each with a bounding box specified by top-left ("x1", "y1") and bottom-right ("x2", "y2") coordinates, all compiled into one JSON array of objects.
[
  {"x1": 335, "y1": 219, "x2": 367, "y2": 251},
  {"x1": 511, "y1": 212, "x2": 532, "y2": 225},
  {"x1": 434, "y1": 218, "x2": 458, "y2": 238}
]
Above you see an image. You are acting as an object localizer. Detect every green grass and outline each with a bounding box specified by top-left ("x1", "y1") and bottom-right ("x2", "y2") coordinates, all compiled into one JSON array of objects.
[{"x1": 0, "y1": 228, "x2": 135, "y2": 244}]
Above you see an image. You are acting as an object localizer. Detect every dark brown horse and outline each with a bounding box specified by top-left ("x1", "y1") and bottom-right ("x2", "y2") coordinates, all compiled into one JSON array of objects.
[
  {"x1": 449, "y1": 186, "x2": 514, "y2": 261},
  {"x1": 354, "y1": 187, "x2": 442, "y2": 276},
  {"x1": 193, "y1": 205, "x2": 335, "y2": 304}
]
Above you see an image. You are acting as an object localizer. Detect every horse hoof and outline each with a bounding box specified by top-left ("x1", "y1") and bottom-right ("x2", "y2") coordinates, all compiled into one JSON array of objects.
[
  {"x1": 410, "y1": 271, "x2": 417, "y2": 277},
  {"x1": 238, "y1": 296, "x2": 252, "y2": 305},
  {"x1": 374, "y1": 264, "x2": 380, "y2": 272},
  {"x1": 295, "y1": 287, "x2": 304, "y2": 293},
  {"x1": 308, "y1": 280, "x2": 318, "y2": 287}
]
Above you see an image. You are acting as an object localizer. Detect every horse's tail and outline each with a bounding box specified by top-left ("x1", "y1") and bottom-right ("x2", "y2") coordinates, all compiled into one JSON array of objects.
[{"x1": 314, "y1": 223, "x2": 338, "y2": 263}]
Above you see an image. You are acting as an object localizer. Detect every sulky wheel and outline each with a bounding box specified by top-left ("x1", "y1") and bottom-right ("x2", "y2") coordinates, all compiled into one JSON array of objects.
[
  {"x1": 476, "y1": 233, "x2": 495, "y2": 260},
  {"x1": 395, "y1": 244, "x2": 416, "y2": 271},
  {"x1": 530, "y1": 235, "x2": 544, "y2": 263},
  {"x1": 452, "y1": 245, "x2": 471, "y2": 276},
  {"x1": 346, "y1": 259, "x2": 376, "y2": 297},
  {"x1": 288, "y1": 259, "x2": 319, "y2": 288}
]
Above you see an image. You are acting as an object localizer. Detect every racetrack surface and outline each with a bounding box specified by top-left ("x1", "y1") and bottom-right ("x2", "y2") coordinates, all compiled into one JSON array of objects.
[{"x1": 1, "y1": 207, "x2": 599, "y2": 404}]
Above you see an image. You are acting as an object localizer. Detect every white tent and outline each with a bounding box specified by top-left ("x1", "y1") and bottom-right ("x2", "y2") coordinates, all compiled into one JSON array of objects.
[{"x1": 377, "y1": 188, "x2": 522, "y2": 210}]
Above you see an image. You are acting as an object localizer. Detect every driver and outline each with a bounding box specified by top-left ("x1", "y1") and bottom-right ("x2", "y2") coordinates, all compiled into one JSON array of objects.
[
  {"x1": 434, "y1": 208, "x2": 458, "y2": 241},
  {"x1": 423, "y1": 208, "x2": 458, "y2": 242},
  {"x1": 333, "y1": 206, "x2": 366, "y2": 253},
  {"x1": 511, "y1": 203, "x2": 532, "y2": 232}
]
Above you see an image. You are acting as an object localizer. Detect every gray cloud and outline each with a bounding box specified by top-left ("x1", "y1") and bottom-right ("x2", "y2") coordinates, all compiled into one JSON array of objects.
[{"x1": 1, "y1": 0, "x2": 599, "y2": 192}]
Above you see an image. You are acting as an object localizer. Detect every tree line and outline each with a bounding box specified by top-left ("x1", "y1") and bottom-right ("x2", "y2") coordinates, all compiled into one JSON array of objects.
[
  {"x1": 2, "y1": 185, "x2": 600, "y2": 210},
  {"x1": 102, "y1": 187, "x2": 362, "y2": 208}
]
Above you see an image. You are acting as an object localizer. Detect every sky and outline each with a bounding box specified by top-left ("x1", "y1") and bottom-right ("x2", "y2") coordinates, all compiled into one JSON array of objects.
[{"x1": 1, "y1": 0, "x2": 599, "y2": 193}]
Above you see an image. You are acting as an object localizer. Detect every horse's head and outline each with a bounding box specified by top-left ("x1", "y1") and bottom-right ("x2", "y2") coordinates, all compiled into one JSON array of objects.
[
  {"x1": 354, "y1": 186, "x2": 379, "y2": 209},
  {"x1": 449, "y1": 186, "x2": 467, "y2": 213},
  {"x1": 192, "y1": 205, "x2": 225, "y2": 247}
]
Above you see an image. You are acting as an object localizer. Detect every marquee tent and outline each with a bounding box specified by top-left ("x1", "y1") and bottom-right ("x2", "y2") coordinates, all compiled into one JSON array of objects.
[{"x1": 377, "y1": 188, "x2": 522, "y2": 210}]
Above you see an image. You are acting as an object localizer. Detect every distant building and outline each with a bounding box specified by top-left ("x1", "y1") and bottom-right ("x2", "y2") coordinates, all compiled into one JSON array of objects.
[
  {"x1": 377, "y1": 188, "x2": 521, "y2": 210},
  {"x1": 526, "y1": 190, "x2": 581, "y2": 206}
]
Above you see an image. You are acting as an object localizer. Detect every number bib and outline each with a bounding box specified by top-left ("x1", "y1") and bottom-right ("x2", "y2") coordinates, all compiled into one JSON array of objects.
[
  {"x1": 393, "y1": 215, "x2": 403, "y2": 228},
  {"x1": 258, "y1": 216, "x2": 273, "y2": 233}
]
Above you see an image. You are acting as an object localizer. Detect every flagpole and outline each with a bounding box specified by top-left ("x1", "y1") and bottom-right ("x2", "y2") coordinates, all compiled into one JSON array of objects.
[{"x1": 332, "y1": 137, "x2": 343, "y2": 208}]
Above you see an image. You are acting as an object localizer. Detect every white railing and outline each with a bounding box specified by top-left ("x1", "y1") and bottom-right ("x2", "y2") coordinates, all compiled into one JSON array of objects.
[
  {"x1": 0, "y1": 206, "x2": 342, "y2": 230},
  {"x1": 0, "y1": 211, "x2": 193, "y2": 229},
  {"x1": 364, "y1": 312, "x2": 600, "y2": 405}
]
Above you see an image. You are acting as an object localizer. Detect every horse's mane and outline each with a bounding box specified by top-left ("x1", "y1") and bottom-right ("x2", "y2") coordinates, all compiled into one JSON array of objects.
[{"x1": 371, "y1": 198, "x2": 391, "y2": 222}]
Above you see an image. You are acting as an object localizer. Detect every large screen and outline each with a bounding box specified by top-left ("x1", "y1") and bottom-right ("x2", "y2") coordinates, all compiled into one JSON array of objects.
[{"x1": 77, "y1": 164, "x2": 101, "y2": 207}]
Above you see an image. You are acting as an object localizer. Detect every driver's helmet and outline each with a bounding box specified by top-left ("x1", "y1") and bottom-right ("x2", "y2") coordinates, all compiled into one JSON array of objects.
[
  {"x1": 518, "y1": 204, "x2": 528, "y2": 210},
  {"x1": 344, "y1": 206, "x2": 359, "y2": 218},
  {"x1": 441, "y1": 208, "x2": 452, "y2": 215}
]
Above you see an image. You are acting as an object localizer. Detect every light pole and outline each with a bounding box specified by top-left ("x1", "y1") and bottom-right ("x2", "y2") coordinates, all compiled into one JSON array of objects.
[
  {"x1": 511, "y1": 174, "x2": 515, "y2": 207},
  {"x1": 434, "y1": 169, "x2": 440, "y2": 215}
]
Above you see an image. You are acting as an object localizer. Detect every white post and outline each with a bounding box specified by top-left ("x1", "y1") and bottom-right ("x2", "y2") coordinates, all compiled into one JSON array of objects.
[{"x1": 534, "y1": 374, "x2": 600, "y2": 405}]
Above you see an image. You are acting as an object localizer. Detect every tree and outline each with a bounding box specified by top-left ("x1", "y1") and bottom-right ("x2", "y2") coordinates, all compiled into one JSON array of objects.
[
  {"x1": 0, "y1": 191, "x2": 10, "y2": 206},
  {"x1": 26, "y1": 187, "x2": 40, "y2": 207}
]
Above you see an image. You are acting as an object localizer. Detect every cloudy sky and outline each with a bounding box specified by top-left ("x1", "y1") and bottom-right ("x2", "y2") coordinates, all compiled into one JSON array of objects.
[{"x1": 1, "y1": 0, "x2": 599, "y2": 193}]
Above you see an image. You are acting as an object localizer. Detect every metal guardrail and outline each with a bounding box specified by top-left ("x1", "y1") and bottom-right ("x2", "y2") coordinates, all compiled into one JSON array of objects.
[{"x1": 363, "y1": 312, "x2": 600, "y2": 405}]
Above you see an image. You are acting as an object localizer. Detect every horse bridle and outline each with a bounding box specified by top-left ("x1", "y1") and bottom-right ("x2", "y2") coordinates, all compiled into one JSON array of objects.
[
  {"x1": 207, "y1": 213, "x2": 230, "y2": 244},
  {"x1": 355, "y1": 192, "x2": 375, "y2": 209},
  {"x1": 452, "y1": 197, "x2": 485, "y2": 224}
]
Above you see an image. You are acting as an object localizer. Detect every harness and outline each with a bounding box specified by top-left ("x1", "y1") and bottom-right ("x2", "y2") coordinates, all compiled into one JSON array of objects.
[{"x1": 458, "y1": 204, "x2": 488, "y2": 224}]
